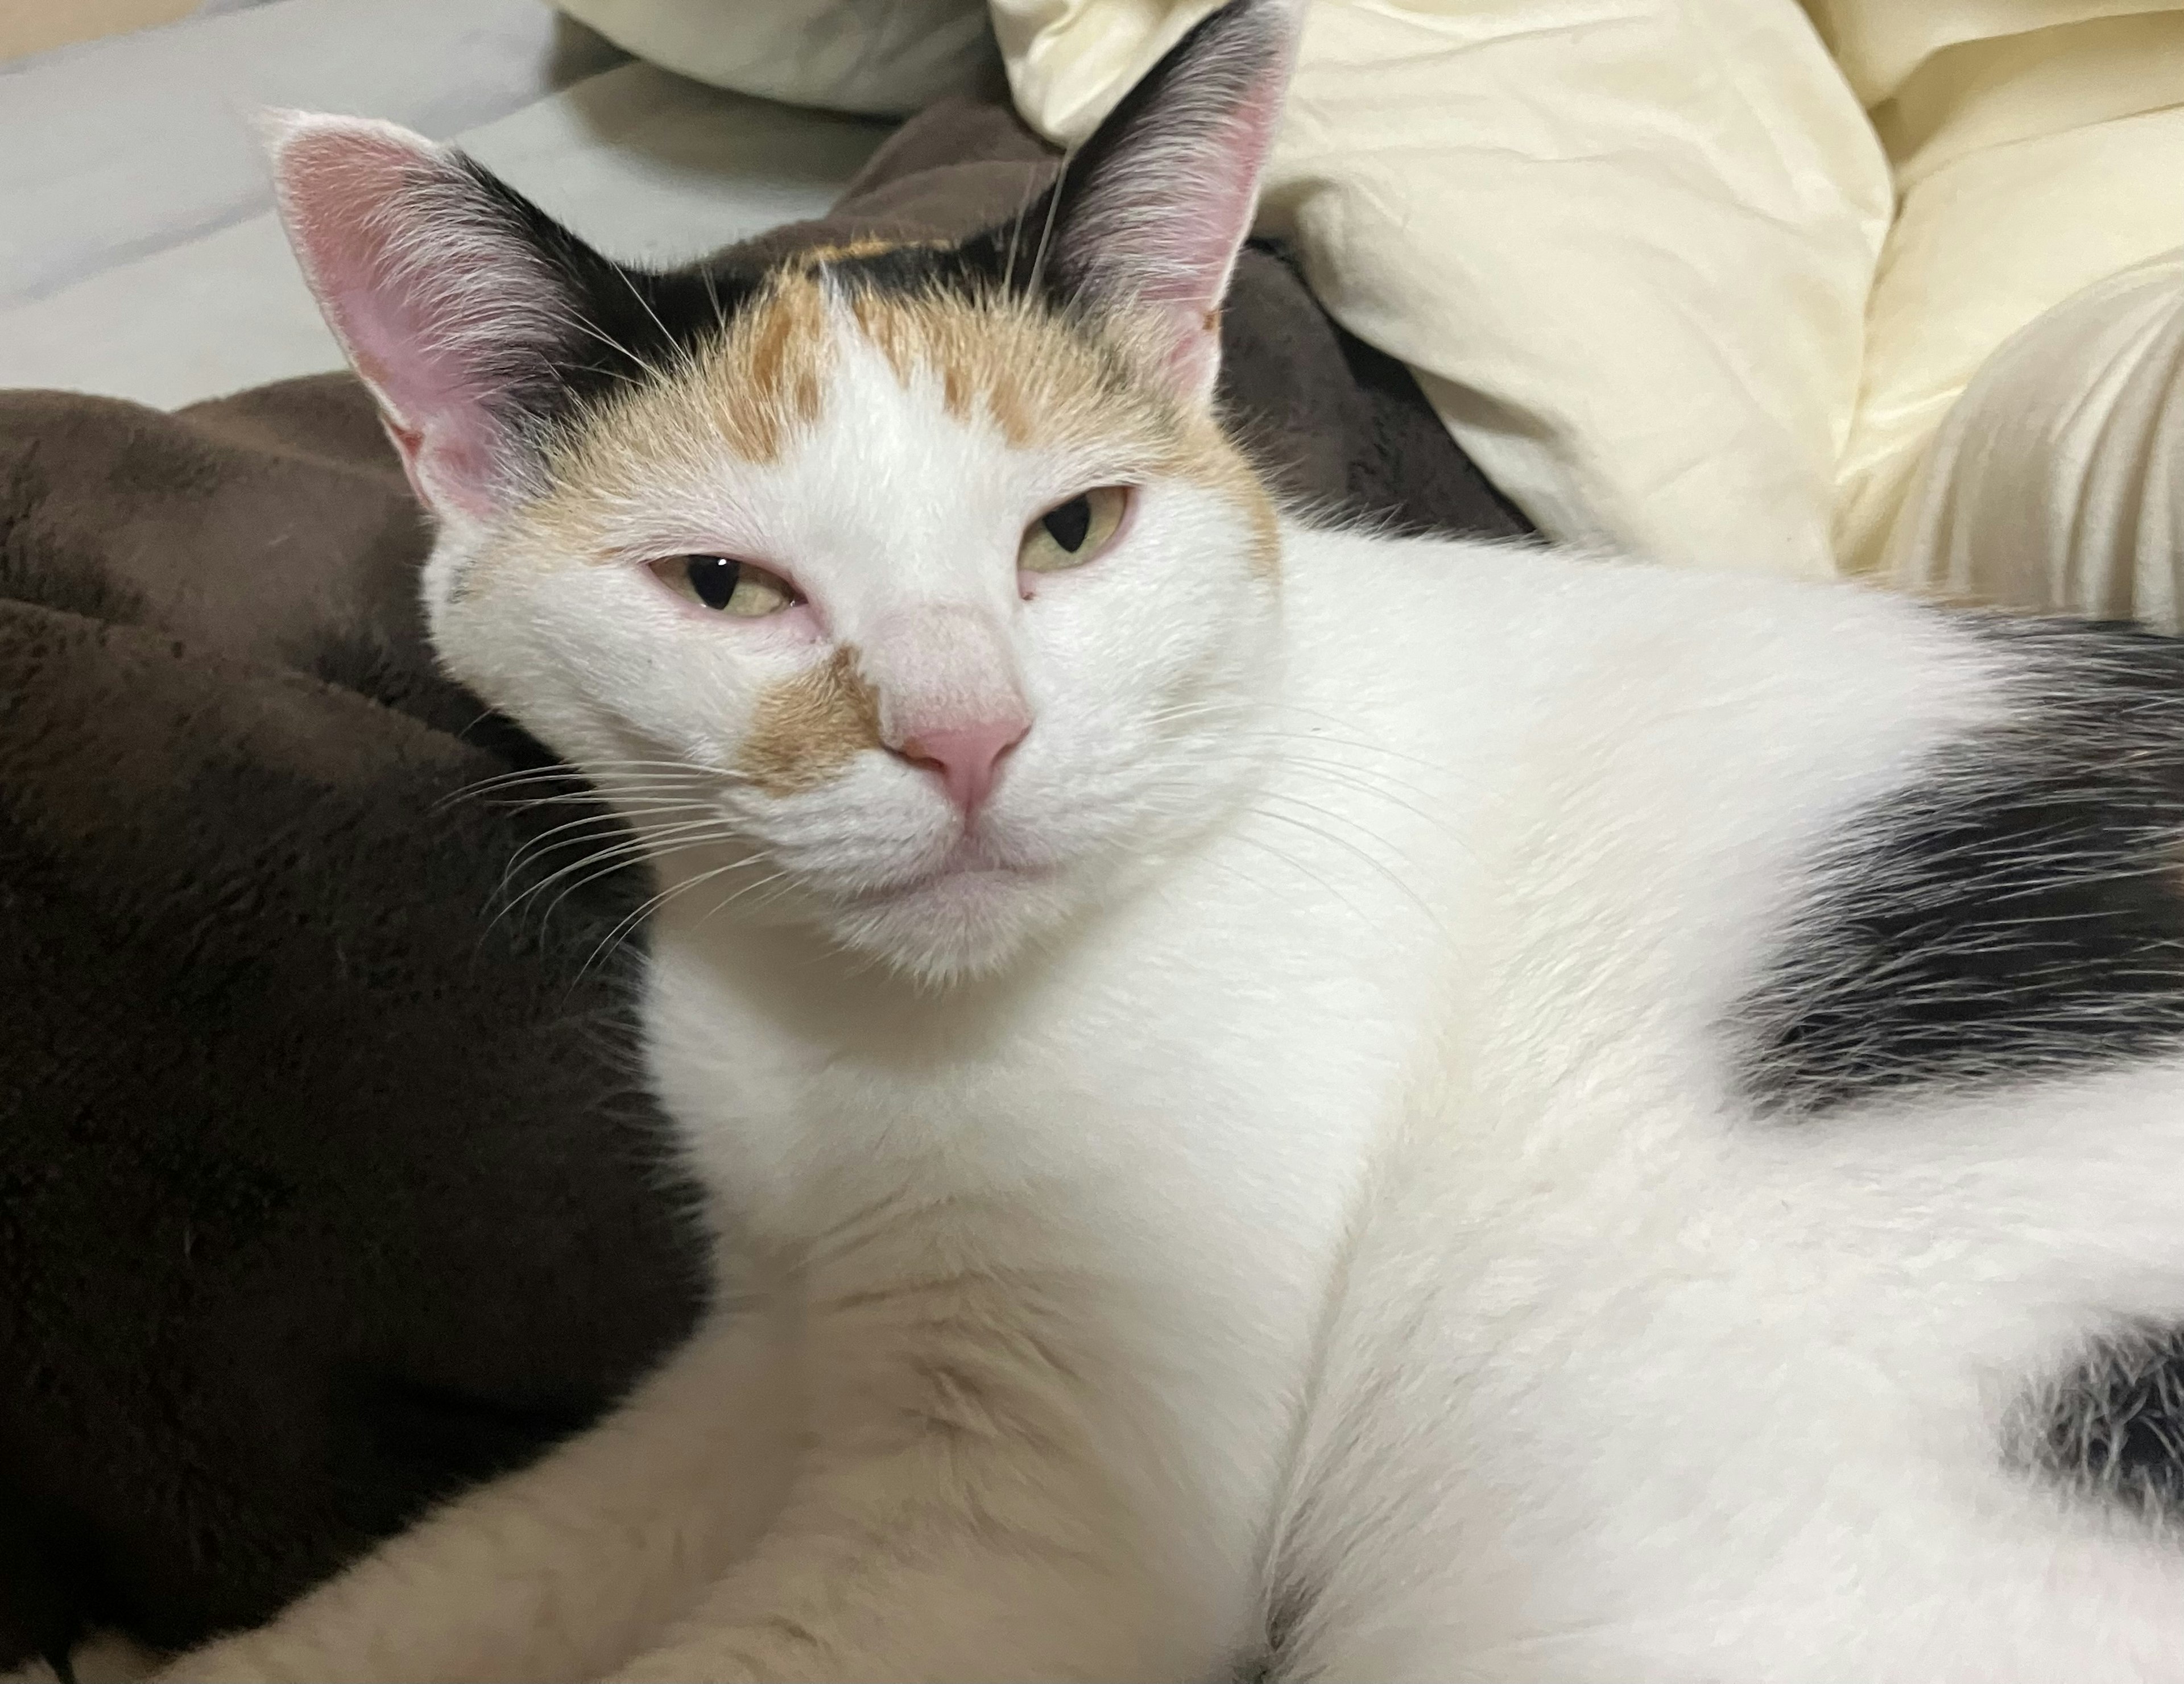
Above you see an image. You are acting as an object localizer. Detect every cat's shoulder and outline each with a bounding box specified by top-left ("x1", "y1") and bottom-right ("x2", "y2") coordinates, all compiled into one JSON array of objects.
[{"x1": 1272, "y1": 519, "x2": 1984, "y2": 736}]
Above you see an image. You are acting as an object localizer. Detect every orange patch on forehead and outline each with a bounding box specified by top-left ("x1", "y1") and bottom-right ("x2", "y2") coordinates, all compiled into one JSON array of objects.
[
  {"x1": 710, "y1": 273, "x2": 832, "y2": 464},
  {"x1": 839, "y1": 284, "x2": 1282, "y2": 580},
  {"x1": 541, "y1": 272, "x2": 833, "y2": 511},
  {"x1": 846, "y1": 287, "x2": 1131, "y2": 454},
  {"x1": 520, "y1": 274, "x2": 837, "y2": 552},
  {"x1": 738, "y1": 644, "x2": 883, "y2": 797},
  {"x1": 791, "y1": 235, "x2": 948, "y2": 269},
  {"x1": 531, "y1": 266, "x2": 1281, "y2": 584}
]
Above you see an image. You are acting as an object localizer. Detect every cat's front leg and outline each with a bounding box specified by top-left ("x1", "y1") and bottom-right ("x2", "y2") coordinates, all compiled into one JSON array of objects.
[
  {"x1": 603, "y1": 1257, "x2": 1235, "y2": 1684},
  {"x1": 156, "y1": 1298, "x2": 797, "y2": 1684}
]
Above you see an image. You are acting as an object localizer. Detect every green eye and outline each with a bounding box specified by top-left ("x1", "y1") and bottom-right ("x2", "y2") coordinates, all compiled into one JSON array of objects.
[
  {"x1": 651, "y1": 555, "x2": 796, "y2": 616},
  {"x1": 1019, "y1": 486, "x2": 1130, "y2": 573}
]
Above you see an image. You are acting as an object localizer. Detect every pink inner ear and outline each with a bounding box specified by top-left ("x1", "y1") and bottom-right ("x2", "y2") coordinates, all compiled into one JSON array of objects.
[
  {"x1": 271, "y1": 113, "x2": 555, "y2": 521},
  {"x1": 1134, "y1": 88, "x2": 1288, "y2": 398},
  {"x1": 1052, "y1": 2, "x2": 1300, "y2": 404}
]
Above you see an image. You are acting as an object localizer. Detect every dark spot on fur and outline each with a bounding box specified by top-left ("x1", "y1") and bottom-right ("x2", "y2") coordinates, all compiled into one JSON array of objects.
[
  {"x1": 1736, "y1": 619, "x2": 2184, "y2": 1116},
  {"x1": 2023, "y1": 1323, "x2": 2184, "y2": 1520}
]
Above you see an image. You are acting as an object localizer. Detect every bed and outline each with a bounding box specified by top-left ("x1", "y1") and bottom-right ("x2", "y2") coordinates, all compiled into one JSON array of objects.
[
  {"x1": 12, "y1": 0, "x2": 2184, "y2": 619},
  {"x1": 0, "y1": 0, "x2": 891, "y2": 409},
  {"x1": 4, "y1": 1, "x2": 2181, "y2": 1675}
]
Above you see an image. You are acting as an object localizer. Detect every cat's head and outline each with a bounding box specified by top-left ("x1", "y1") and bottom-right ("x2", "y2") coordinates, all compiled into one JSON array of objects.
[{"x1": 270, "y1": 0, "x2": 1297, "y2": 981}]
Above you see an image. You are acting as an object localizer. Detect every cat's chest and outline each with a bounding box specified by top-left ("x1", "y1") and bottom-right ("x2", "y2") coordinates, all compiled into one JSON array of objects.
[{"x1": 644, "y1": 850, "x2": 1430, "y2": 1277}]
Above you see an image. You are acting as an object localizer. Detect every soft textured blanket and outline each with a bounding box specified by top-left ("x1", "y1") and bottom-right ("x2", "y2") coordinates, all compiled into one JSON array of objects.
[{"x1": 0, "y1": 92, "x2": 1523, "y2": 1670}]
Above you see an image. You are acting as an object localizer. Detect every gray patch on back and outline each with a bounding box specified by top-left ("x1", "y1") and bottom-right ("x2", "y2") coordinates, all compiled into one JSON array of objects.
[{"x1": 1730, "y1": 618, "x2": 2184, "y2": 1118}]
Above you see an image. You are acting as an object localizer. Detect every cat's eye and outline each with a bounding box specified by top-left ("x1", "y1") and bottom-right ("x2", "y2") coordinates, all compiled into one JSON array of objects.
[
  {"x1": 1019, "y1": 486, "x2": 1130, "y2": 574},
  {"x1": 650, "y1": 555, "x2": 797, "y2": 616}
]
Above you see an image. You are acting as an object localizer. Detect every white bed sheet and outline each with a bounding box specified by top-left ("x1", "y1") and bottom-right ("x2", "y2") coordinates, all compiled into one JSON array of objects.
[{"x1": 0, "y1": 0, "x2": 889, "y2": 409}]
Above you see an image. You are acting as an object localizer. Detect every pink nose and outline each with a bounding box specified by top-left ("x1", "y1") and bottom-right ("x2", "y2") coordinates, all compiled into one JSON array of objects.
[{"x1": 896, "y1": 720, "x2": 1028, "y2": 817}]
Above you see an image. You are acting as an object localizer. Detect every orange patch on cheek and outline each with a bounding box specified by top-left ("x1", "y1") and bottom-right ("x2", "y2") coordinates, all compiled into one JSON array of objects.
[{"x1": 738, "y1": 645, "x2": 884, "y2": 796}]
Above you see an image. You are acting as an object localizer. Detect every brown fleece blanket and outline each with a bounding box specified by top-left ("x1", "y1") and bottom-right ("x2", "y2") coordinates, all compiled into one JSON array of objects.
[{"x1": 0, "y1": 94, "x2": 1526, "y2": 1668}]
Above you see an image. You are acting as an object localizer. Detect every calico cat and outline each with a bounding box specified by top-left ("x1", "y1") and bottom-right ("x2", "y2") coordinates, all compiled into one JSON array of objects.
[{"x1": 161, "y1": 3, "x2": 2184, "y2": 1678}]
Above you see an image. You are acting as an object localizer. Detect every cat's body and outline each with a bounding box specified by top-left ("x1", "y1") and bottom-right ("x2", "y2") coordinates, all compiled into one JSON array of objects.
[
  {"x1": 161, "y1": 6, "x2": 2184, "y2": 1679},
  {"x1": 643, "y1": 535, "x2": 2184, "y2": 1682}
]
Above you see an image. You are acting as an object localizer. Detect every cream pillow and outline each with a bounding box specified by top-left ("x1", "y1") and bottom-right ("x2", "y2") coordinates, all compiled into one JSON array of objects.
[
  {"x1": 992, "y1": 0, "x2": 1223, "y2": 142},
  {"x1": 1884, "y1": 250, "x2": 2184, "y2": 627},
  {"x1": 1819, "y1": 3, "x2": 2184, "y2": 609}
]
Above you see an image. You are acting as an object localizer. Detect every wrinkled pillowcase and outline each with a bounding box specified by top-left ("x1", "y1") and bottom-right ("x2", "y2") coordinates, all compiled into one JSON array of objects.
[
  {"x1": 1819, "y1": 2, "x2": 2184, "y2": 627},
  {"x1": 1883, "y1": 249, "x2": 2184, "y2": 628},
  {"x1": 1004, "y1": 0, "x2": 2184, "y2": 619}
]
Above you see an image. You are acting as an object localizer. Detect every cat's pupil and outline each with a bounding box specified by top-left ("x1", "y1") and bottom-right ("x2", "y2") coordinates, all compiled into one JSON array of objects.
[
  {"x1": 1043, "y1": 497, "x2": 1092, "y2": 553},
  {"x1": 688, "y1": 556, "x2": 741, "y2": 611}
]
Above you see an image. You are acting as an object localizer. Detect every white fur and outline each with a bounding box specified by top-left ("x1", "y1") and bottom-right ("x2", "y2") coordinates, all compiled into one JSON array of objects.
[{"x1": 152, "y1": 291, "x2": 2184, "y2": 1683}]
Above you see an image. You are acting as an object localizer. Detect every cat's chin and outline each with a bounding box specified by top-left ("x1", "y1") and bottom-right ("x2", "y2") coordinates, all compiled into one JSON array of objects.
[{"x1": 817, "y1": 862, "x2": 1081, "y2": 984}]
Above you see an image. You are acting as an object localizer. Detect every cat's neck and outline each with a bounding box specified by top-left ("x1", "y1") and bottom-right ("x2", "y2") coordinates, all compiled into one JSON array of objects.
[{"x1": 640, "y1": 795, "x2": 1246, "y2": 1068}]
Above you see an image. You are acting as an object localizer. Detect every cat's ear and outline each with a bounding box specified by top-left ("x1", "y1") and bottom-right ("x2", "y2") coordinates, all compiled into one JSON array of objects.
[
  {"x1": 267, "y1": 111, "x2": 601, "y2": 524},
  {"x1": 1042, "y1": 0, "x2": 1300, "y2": 405}
]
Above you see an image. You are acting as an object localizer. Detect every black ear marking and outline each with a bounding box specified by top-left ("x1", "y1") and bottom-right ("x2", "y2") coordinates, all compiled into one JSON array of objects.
[
  {"x1": 439, "y1": 157, "x2": 756, "y2": 428},
  {"x1": 268, "y1": 113, "x2": 762, "y2": 517}
]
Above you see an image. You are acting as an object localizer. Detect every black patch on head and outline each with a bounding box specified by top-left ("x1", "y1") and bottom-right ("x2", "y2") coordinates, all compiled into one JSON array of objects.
[
  {"x1": 448, "y1": 158, "x2": 766, "y2": 439},
  {"x1": 1735, "y1": 619, "x2": 2184, "y2": 1116},
  {"x1": 460, "y1": 175, "x2": 1118, "y2": 444},
  {"x1": 2025, "y1": 1323, "x2": 2184, "y2": 1521},
  {"x1": 442, "y1": 0, "x2": 1519, "y2": 548}
]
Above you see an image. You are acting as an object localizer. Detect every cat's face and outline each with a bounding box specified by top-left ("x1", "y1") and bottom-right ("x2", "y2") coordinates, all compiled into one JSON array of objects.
[
  {"x1": 433, "y1": 272, "x2": 1282, "y2": 977},
  {"x1": 269, "y1": 0, "x2": 1297, "y2": 979}
]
